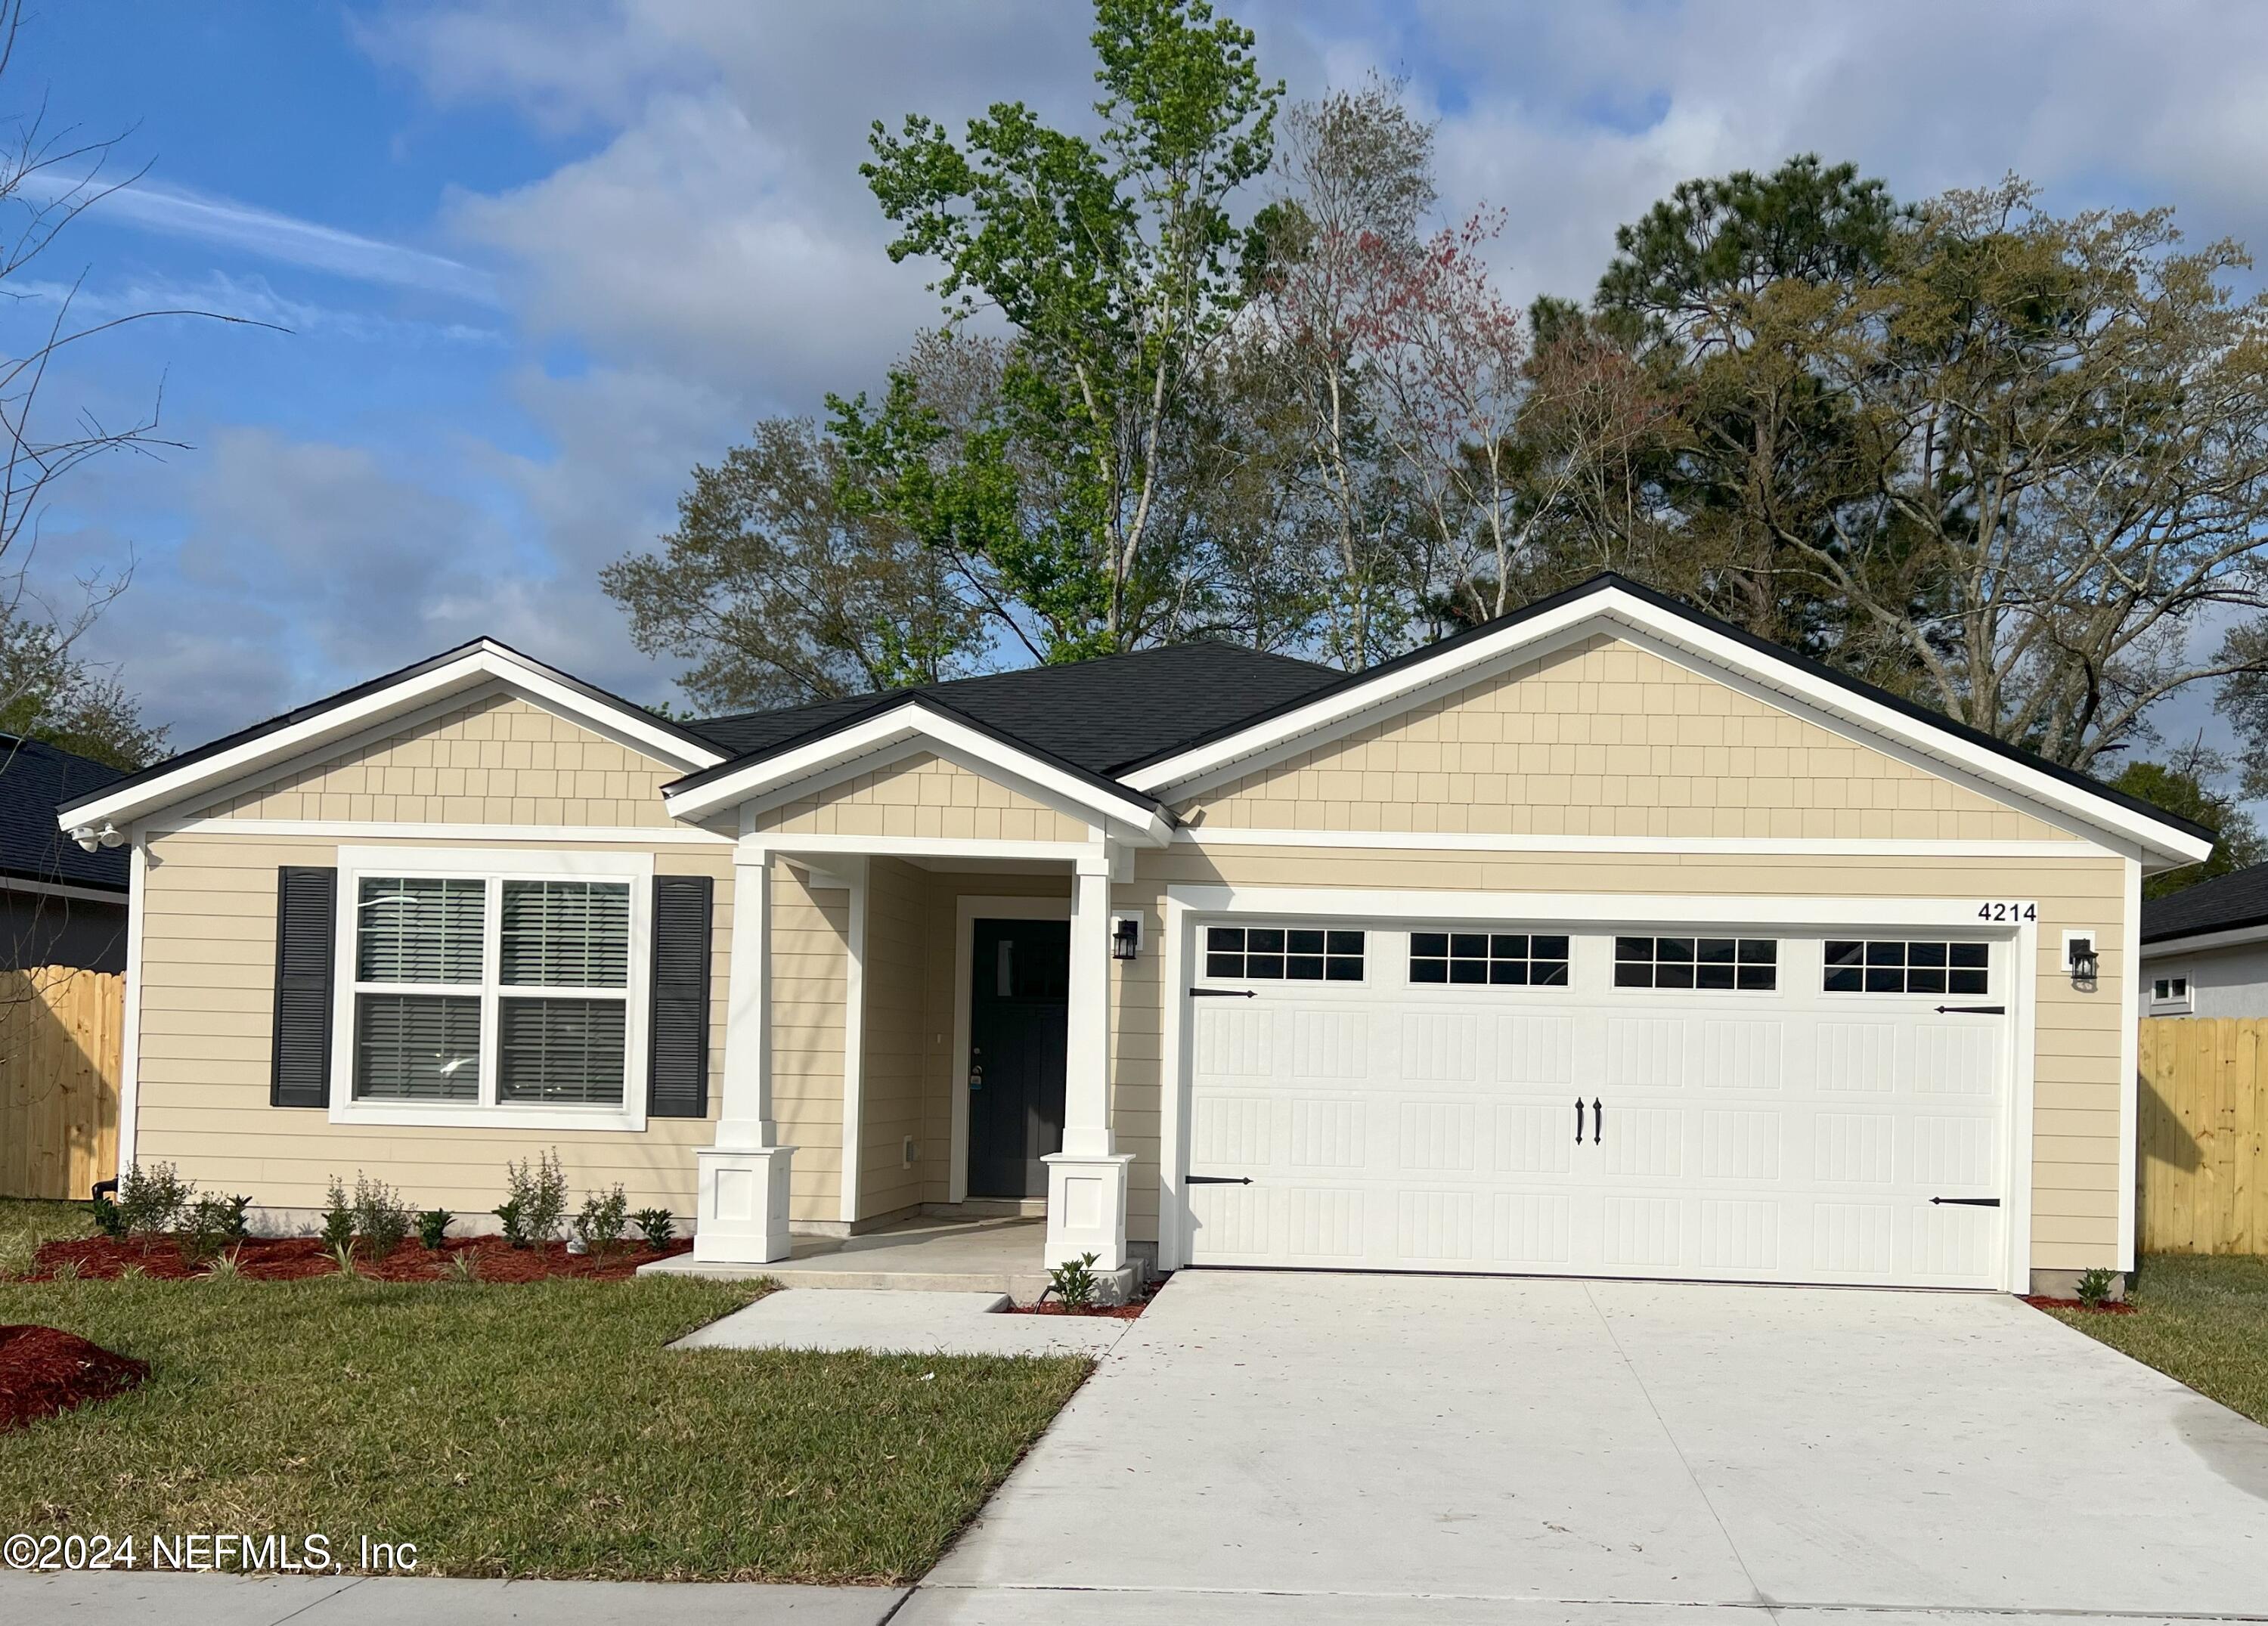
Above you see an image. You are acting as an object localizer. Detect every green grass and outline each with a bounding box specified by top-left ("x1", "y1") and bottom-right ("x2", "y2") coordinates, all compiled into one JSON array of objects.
[
  {"x1": 2042, "y1": 1254, "x2": 2268, "y2": 1426},
  {"x1": 0, "y1": 1271, "x2": 1088, "y2": 1581},
  {"x1": 0, "y1": 1197, "x2": 94, "y2": 1278}
]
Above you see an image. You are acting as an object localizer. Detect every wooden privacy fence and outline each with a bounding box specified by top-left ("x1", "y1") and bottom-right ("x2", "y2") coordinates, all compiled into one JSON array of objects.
[
  {"x1": 0, "y1": 968, "x2": 122, "y2": 1200},
  {"x1": 2139, "y1": 1017, "x2": 2268, "y2": 1255}
]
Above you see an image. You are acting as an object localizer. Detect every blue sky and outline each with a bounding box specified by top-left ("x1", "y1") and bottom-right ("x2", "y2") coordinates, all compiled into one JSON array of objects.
[{"x1": 22, "y1": 1, "x2": 2268, "y2": 759}]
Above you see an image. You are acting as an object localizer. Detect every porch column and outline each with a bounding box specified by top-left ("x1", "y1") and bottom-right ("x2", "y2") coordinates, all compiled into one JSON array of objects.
[
  {"x1": 695, "y1": 845, "x2": 795, "y2": 1263},
  {"x1": 1042, "y1": 851, "x2": 1133, "y2": 1271}
]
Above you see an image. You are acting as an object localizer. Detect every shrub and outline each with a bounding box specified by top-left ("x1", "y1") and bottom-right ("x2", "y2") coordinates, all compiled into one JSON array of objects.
[
  {"x1": 88, "y1": 1191, "x2": 126, "y2": 1240},
  {"x1": 116, "y1": 1161, "x2": 193, "y2": 1236},
  {"x1": 632, "y1": 1207, "x2": 676, "y2": 1251},
  {"x1": 1045, "y1": 1252, "x2": 1101, "y2": 1312},
  {"x1": 327, "y1": 1240, "x2": 358, "y2": 1278},
  {"x1": 574, "y1": 1185, "x2": 629, "y2": 1259},
  {"x1": 200, "y1": 1247, "x2": 243, "y2": 1282},
  {"x1": 2076, "y1": 1265, "x2": 2118, "y2": 1309},
  {"x1": 417, "y1": 1209, "x2": 454, "y2": 1250},
  {"x1": 178, "y1": 1194, "x2": 251, "y2": 1266},
  {"x1": 494, "y1": 1196, "x2": 531, "y2": 1250},
  {"x1": 352, "y1": 1174, "x2": 411, "y2": 1256},
  {"x1": 319, "y1": 1177, "x2": 357, "y2": 1252},
  {"x1": 502, "y1": 1150, "x2": 568, "y2": 1245},
  {"x1": 444, "y1": 1250, "x2": 480, "y2": 1284}
]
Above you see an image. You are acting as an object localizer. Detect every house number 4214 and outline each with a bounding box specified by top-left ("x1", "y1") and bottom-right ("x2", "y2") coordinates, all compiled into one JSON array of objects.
[{"x1": 1975, "y1": 902, "x2": 2037, "y2": 923}]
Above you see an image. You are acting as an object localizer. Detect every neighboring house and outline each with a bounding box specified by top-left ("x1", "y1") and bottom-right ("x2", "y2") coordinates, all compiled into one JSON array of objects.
[
  {"x1": 55, "y1": 575, "x2": 2209, "y2": 1296},
  {"x1": 0, "y1": 734, "x2": 129, "y2": 971},
  {"x1": 2138, "y1": 864, "x2": 2268, "y2": 1017}
]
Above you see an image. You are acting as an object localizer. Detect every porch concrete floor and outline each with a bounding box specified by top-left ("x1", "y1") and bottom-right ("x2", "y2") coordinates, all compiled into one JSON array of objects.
[{"x1": 643, "y1": 1216, "x2": 1067, "y2": 1304}]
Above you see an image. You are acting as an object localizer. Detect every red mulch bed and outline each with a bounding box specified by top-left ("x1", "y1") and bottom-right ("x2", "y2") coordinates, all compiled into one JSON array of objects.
[
  {"x1": 19, "y1": 1234, "x2": 693, "y2": 1284},
  {"x1": 2024, "y1": 1294, "x2": 2138, "y2": 1315},
  {"x1": 1005, "y1": 1272, "x2": 1167, "y2": 1319},
  {"x1": 0, "y1": 1324, "x2": 149, "y2": 1431}
]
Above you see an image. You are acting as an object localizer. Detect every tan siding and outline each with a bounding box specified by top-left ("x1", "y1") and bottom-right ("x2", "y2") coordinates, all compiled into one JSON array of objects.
[
  {"x1": 1115, "y1": 843, "x2": 2130, "y2": 1268},
  {"x1": 771, "y1": 863, "x2": 846, "y2": 1222},
  {"x1": 754, "y1": 751, "x2": 1088, "y2": 842},
  {"x1": 199, "y1": 692, "x2": 679, "y2": 828},
  {"x1": 857, "y1": 857, "x2": 931, "y2": 1219},
  {"x1": 1181, "y1": 635, "x2": 2077, "y2": 843},
  {"x1": 135, "y1": 831, "x2": 733, "y2": 1220}
]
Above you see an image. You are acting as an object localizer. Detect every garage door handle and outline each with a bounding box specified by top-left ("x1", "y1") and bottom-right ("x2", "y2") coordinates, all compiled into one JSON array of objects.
[
  {"x1": 1593, "y1": 1098, "x2": 1603, "y2": 1145},
  {"x1": 1934, "y1": 1005, "x2": 2005, "y2": 1014},
  {"x1": 1187, "y1": 1175, "x2": 1252, "y2": 1185},
  {"x1": 1191, "y1": 988, "x2": 1256, "y2": 999},
  {"x1": 1574, "y1": 1096, "x2": 1586, "y2": 1144},
  {"x1": 1929, "y1": 1197, "x2": 2001, "y2": 1206}
]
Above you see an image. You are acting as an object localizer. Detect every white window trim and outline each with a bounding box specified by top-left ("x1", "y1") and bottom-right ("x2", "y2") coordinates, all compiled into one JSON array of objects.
[
  {"x1": 2149, "y1": 974, "x2": 2194, "y2": 1014},
  {"x1": 330, "y1": 845, "x2": 653, "y2": 1132}
]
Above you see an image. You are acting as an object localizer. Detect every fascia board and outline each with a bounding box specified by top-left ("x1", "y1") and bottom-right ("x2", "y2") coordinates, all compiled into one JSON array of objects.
[
  {"x1": 56, "y1": 646, "x2": 723, "y2": 833},
  {"x1": 1126, "y1": 588, "x2": 2213, "y2": 868}
]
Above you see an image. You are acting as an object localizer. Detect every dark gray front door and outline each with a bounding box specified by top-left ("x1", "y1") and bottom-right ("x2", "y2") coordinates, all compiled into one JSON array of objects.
[{"x1": 966, "y1": 918, "x2": 1068, "y2": 1198}]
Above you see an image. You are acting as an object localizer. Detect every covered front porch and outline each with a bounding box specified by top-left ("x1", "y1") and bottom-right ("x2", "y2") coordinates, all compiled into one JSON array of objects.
[{"x1": 650, "y1": 1212, "x2": 1068, "y2": 1303}]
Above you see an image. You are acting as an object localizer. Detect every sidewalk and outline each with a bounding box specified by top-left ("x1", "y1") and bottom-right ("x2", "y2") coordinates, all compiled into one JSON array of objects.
[{"x1": 0, "y1": 1572, "x2": 904, "y2": 1623}]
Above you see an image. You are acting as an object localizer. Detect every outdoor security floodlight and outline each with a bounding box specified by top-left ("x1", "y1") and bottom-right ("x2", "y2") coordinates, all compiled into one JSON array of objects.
[
  {"x1": 97, "y1": 823, "x2": 123, "y2": 848},
  {"x1": 70, "y1": 822, "x2": 123, "y2": 853}
]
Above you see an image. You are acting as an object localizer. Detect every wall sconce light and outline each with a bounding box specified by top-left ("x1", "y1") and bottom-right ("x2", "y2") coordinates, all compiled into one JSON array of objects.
[
  {"x1": 2065, "y1": 931, "x2": 2099, "y2": 989},
  {"x1": 1111, "y1": 914, "x2": 1143, "y2": 960}
]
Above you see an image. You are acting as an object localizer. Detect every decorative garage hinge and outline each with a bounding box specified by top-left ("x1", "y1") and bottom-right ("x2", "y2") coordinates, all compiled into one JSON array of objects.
[
  {"x1": 1185, "y1": 1175, "x2": 1253, "y2": 1185},
  {"x1": 1933, "y1": 1004, "x2": 2006, "y2": 1014},
  {"x1": 1928, "y1": 1197, "x2": 2002, "y2": 1206}
]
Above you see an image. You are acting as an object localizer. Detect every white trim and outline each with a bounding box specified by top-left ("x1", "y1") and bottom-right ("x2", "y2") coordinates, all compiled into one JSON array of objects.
[
  {"x1": 2146, "y1": 973, "x2": 2195, "y2": 1014},
  {"x1": 736, "y1": 832, "x2": 1098, "y2": 863},
  {"x1": 2118, "y1": 856, "x2": 2142, "y2": 1275},
  {"x1": 838, "y1": 857, "x2": 869, "y2": 1226},
  {"x1": 327, "y1": 844, "x2": 654, "y2": 1133},
  {"x1": 1125, "y1": 587, "x2": 2211, "y2": 869},
  {"x1": 0, "y1": 873, "x2": 129, "y2": 906},
  {"x1": 114, "y1": 833, "x2": 147, "y2": 1179},
  {"x1": 60, "y1": 643, "x2": 723, "y2": 832},
  {"x1": 662, "y1": 698, "x2": 1171, "y2": 844},
  {"x1": 2139, "y1": 921, "x2": 2268, "y2": 958},
  {"x1": 950, "y1": 894, "x2": 1073, "y2": 1204},
  {"x1": 1176, "y1": 827, "x2": 2109, "y2": 859},
  {"x1": 1157, "y1": 881, "x2": 2036, "y2": 1291},
  {"x1": 153, "y1": 817, "x2": 731, "y2": 845}
]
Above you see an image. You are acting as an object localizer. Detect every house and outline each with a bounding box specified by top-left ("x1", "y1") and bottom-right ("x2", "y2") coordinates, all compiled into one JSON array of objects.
[
  {"x1": 0, "y1": 734, "x2": 129, "y2": 971},
  {"x1": 2138, "y1": 863, "x2": 2268, "y2": 1017},
  {"x1": 54, "y1": 575, "x2": 2209, "y2": 1298}
]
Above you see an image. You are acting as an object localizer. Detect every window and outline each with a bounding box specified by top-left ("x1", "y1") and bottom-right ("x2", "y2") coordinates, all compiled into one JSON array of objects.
[
  {"x1": 1205, "y1": 924, "x2": 1364, "y2": 981},
  {"x1": 1616, "y1": 936, "x2": 1777, "y2": 990},
  {"x1": 1823, "y1": 940, "x2": 1986, "y2": 996},
  {"x1": 1410, "y1": 931, "x2": 1569, "y2": 986},
  {"x1": 2151, "y1": 975, "x2": 2192, "y2": 1011},
  {"x1": 339, "y1": 850, "x2": 647, "y2": 1126}
]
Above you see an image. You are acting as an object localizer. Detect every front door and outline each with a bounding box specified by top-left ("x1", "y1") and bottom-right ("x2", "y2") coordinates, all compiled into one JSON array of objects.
[{"x1": 967, "y1": 917, "x2": 1070, "y2": 1198}]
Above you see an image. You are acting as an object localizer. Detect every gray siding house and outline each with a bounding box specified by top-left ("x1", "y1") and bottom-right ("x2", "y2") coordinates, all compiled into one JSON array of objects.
[{"x1": 2139, "y1": 865, "x2": 2268, "y2": 1017}]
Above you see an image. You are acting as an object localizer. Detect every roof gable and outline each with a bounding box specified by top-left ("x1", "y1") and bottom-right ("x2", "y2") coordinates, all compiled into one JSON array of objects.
[{"x1": 1126, "y1": 575, "x2": 2212, "y2": 869}]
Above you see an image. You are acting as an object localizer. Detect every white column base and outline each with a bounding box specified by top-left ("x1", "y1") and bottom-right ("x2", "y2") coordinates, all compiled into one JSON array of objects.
[
  {"x1": 1041, "y1": 1151, "x2": 1134, "y2": 1272},
  {"x1": 693, "y1": 1145, "x2": 796, "y2": 1265}
]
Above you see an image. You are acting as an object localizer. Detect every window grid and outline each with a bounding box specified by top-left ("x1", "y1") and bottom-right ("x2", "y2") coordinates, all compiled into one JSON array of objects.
[
  {"x1": 1823, "y1": 940, "x2": 1987, "y2": 996},
  {"x1": 1410, "y1": 931, "x2": 1570, "y2": 986},
  {"x1": 1205, "y1": 925, "x2": 1365, "y2": 982},
  {"x1": 1615, "y1": 936, "x2": 1778, "y2": 991}
]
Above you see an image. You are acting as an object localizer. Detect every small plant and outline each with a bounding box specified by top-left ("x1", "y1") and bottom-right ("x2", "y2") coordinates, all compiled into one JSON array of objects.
[
  {"x1": 444, "y1": 1250, "x2": 481, "y2": 1284},
  {"x1": 116, "y1": 1161, "x2": 193, "y2": 1236},
  {"x1": 417, "y1": 1209, "x2": 454, "y2": 1250},
  {"x1": 116, "y1": 1262, "x2": 147, "y2": 1281},
  {"x1": 501, "y1": 1150, "x2": 568, "y2": 1246},
  {"x1": 494, "y1": 1196, "x2": 530, "y2": 1250},
  {"x1": 178, "y1": 1194, "x2": 251, "y2": 1267},
  {"x1": 352, "y1": 1173, "x2": 411, "y2": 1257},
  {"x1": 633, "y1": 1207, "x2": 677, "y2": 1251},
  {"x1": 1044, "y1": 1252, "x2": 1102, "y2": 1312},
  {"x1": 200, "y1": 1247, "x2": 243, "y2": 1282},
  {"x1": 88, "y1": 1191, "x2": 126, "y2": 1240},
  {"x1": 48, "y1": 1258, "x2": 79, "y2": 1283},
  {"x1": 2075, "y1": 1266, "x2": 2118, "y2": 1309},
  {"x1": 574, "y1": 1185, "x2": 630, "y2": 1259},
  {"x1": 319, "y1": 1177, "x2": 357, "y2": 1252},
  {"x1": 327, "y1": 1240, "x2": 358, "y2": 1278}
]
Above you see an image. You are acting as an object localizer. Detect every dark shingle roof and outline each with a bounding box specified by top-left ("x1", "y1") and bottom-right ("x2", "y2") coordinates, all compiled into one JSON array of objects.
[
  {"x1": 2142, "y1": 863, "x2": 2268, "y2": 945},
  {"x1": 0, "y1": 736, "x2": 128, "y2": 890},
  {"x1": 690, "y1": 642, "x2": 1341, "y2": 778}
]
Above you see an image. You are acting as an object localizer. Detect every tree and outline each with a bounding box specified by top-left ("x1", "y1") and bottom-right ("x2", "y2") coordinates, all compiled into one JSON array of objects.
[
  {"x1": 841, "y1": 0, "x2": 1281, "y2": 661},
  {"x1": 600, "y1": 414, "x2": 981, "y2": 713},
  {"x1": 0, "y1": 615, "x2": 163, "y2": 767},
  {"x1": 2106, "y1": 746, "x2": 2266, "y2": 899}
]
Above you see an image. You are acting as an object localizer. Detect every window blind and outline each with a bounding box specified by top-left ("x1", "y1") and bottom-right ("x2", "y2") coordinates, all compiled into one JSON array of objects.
[
  {"x1": 353, "y1": 993, "x2": 481, "y2": 1101},
  {"x1": 497, "y1": 997, "x2": 626, "y2": 1104},
  {"x1": 501, "y1": 880, "x2": 631, "y2": 987},
  {"x1": 357, "y1": 877, "x2": 484, "y2": 983}
]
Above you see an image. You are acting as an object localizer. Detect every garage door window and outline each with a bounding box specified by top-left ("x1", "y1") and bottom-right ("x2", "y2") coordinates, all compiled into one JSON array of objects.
[
  {"x1": 1825, "y1": 940, "x2": 1987, "y2": 995},
  {"x1": 1615, "y1": 936, "x2": 1777, "y2": 990},
  {"x1": 1206, "y1": 925, "x2": 1365, "y2": 981},
  {"x1": 1409, "y1": 932, "x2": 1570, "y2": 986}
]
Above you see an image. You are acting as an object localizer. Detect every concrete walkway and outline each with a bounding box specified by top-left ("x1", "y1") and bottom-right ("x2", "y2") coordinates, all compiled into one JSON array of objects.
[
  {"x1": 670, "y1": 1287, "x2": 1131, "y2": 1356},
  {"x1": 0, "y1": 1573, "x2": 900, "y2": 1623},
  {"x1": 923, "y1": 1271, "x2": 2268, "y2": 1621},
  {"x1": 643, "y1": 1216, "x2": 1064, "y2": 1302}
]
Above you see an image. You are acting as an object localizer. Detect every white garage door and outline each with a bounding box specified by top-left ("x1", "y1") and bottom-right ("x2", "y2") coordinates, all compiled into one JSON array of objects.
[{"x1": 1183, "y1": 921, "x2": 2011, "y2": 1290}]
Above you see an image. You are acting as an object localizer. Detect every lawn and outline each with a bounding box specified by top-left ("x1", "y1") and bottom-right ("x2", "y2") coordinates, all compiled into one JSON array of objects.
[
  {"x1": 2040, "y1": 1254, "x2": 2268, "y2": 1427},
  {"x1": 0, "y1": 1201, "x2": 1088, "y2": 1582}
]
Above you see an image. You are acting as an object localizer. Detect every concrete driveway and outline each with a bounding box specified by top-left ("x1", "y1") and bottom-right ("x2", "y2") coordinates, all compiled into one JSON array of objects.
[{"x1": 911, "y1": 1271, "x2": 2268, "y2": 1623}]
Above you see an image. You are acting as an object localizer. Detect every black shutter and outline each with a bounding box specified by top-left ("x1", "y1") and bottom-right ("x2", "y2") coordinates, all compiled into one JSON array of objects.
[
  {"x1": 648, "y1": 873, "x2": 713, "y2": 1117},
  {"x1": 270, "y1": 866, "x2": 337, "y2": 1107}
]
